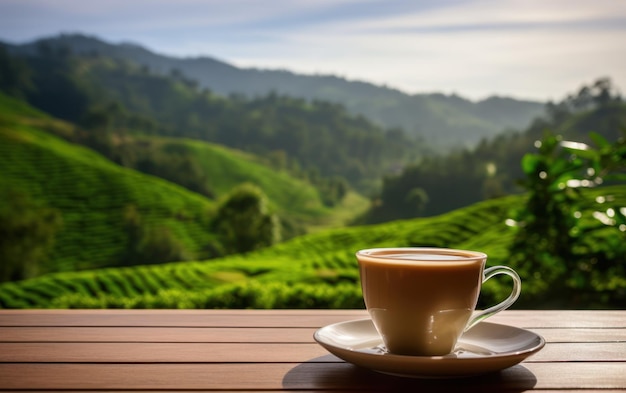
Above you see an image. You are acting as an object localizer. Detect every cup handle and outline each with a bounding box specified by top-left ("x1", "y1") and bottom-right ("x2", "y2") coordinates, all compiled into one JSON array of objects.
[{"x1": 465, "y1": 265, "x2": 521, "y2": 331}]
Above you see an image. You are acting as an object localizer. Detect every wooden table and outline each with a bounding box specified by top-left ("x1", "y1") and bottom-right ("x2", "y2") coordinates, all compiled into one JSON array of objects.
[{"x1": 0, "y1": 309, "x2": 624, "y2": 391}]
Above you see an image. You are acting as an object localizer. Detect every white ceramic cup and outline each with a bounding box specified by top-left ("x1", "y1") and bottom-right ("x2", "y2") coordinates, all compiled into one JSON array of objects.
[{"x1": 356, "y1": 247, "x2": 521, "y2": 356}]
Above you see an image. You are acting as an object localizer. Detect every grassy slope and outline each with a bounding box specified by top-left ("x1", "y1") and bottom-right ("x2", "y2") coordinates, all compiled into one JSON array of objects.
[
  {"x1": 2, "y1": 93, "x2": 623, "y2": 309},
  {"x1": 0, "y1": 193, "x2": 520, "y2": 307},
  {"x1": 0, "y1": 91, "x2": 368, "y2": 228},
  {"x1": 3, "y1": 184, "x2": 623, "y2": 309},
  {"x1": 0, "y1": 93, "x2": 368, "y2": 274},
  {"x1": 0, "y1": 95, "x2": 216, "y2": 272},
  {"x1": 140, "y1": 136, "x2": 369, "y2": 227}
]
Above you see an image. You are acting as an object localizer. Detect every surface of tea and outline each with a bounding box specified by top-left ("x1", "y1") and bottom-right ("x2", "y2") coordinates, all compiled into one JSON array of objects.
[
  {"x1": 362, "y1": 250, "x2": 481, "y2": 262},
  {"x1": 387, "y1": 254, "x2": 478, "y2": 263}
]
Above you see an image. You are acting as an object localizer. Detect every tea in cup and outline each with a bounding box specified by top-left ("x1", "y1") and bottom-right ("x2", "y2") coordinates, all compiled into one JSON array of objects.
[{"x1": 356, "y1": 247, "x2": 521, "y2": 356}]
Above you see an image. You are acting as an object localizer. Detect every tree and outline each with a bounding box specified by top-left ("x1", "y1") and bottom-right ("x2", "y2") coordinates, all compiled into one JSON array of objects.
[
  {"x1": 405, "y1": 187, "x2": 429, "y2": 216},
  {"x1": 121, "y1": 204, "x2": 192, "y2": 265},
  {"x1": 0, "y1": 45, "x2": 33, "y2": 98},
  {"x1": 0, "y1": 189, "x2": 62, "y2": 282},
  {"x1": 212, "y1": 184, "x2": 281, "y2": 254},
  {"x1": 509, "y1": 131, "x2": 626, "y2": 307}
]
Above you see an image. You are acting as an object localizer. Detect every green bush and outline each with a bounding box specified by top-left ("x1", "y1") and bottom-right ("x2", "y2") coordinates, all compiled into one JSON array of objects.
[
  {"x1": 510, "y1": 131, "x2": 626, "y2": 307},
  {"x1": 46, "y1": 281, "x2": 364, "y2": 309}
]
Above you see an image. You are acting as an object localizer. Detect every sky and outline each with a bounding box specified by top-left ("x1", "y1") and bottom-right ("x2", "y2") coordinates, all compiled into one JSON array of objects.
[{"x1": 1, "y1": 0, "x2": 625, "y2": 102}]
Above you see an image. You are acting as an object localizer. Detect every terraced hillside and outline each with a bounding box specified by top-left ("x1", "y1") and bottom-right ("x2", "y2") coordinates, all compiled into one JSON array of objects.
[
  {"x1": 0, "y1": 194, "x2": 535, "y2": 308},
  {"x1": 121, "y1": 135, "x2": 368, "y2": 228},
  {"x1": 3, "y1": 184, "x2": 624, "y2": 309},
  {"x1": 0, "y1": 94, "x2": 369, "y2": 276},
  {"x1": 0, "y1": 98, "x2": 216, "y2": 273}
]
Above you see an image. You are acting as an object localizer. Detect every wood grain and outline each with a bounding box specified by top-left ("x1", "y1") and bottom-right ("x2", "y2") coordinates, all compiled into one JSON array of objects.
[
  {"x1": 0, "y1": 310, "x2": 623, "y2": 391},
  {"x1": 0, "y1": 363, "x2": 625, "y2": 390},
  {"x1": 1, "y1": 326, "x2": 624, "y2": 343},
  {"x1": 1, "y1": 310, "x2": 623, "y2": 328},
  {"x1": 0, "y1": 326, "x2": 317, "y2": 343},
  {"x1": 0, "y1": 342, "x2": 624, "y2": 363},
  {"x1": 0, "y1": 310, "x2": 367, "y2": 328}
]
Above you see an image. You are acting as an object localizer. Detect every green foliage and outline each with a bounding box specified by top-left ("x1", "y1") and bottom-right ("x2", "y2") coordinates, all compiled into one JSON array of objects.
[
  {"x1": 0, "y1": 93, "x2": 369, "y2": 276},
  {"x1": 0, "y1": 104, "x2": 216, "y2": 272},
  {"x1": 405, "y1": 187, "x2": 429, "y2": 215},
  {"x1": 510, "y1": 131, "x2": 626, "y2": 307},
  {"x1": 1, "y1": 38, "x2": 624, "y2": 310},
  {"x1": 2, "y1": 44, "x2": 421, "y2": 194},
  {"x1": 0, "y1": 188, "x2": 62, "y2": 281},
  {"x1": 364, "y1": 150, "x2": 486, "y2": 222},
  {"x1": 83, "y1": 133, "x2": 355, "y2": 235},
  {"x1": 212, "y1": 184, "x2": 281, "y2": 254},
  {"x1": 1, "y1": 185, "x2": 624, "y2": 309},
  {"x1": 130, "y1": 141, "x2": 214, "y2": 198},
  {"x1": 363, "y1": 78, "x2": 625, "y2": 222},
  {"x1": 122, "y1": 204, "x2": 194, "y2": 265},
  {"x1": 18, "y1": 34, "x2": 543, "y2": 151},
  {"x1": 0, "y1": 45, "x2": 33, "y2": 98},
  {"x1": 138, "y1": 138, "x2": 345, "y2": 227},
  {"x1": 0, "y1": 193, "x2": 520, "y2": 308},
  {"x1": 546, "y1": 77, "x2": 622, "y2": 119},
  {"x1": 40, "y1": 282, "x2": 364, "y2": 309}
]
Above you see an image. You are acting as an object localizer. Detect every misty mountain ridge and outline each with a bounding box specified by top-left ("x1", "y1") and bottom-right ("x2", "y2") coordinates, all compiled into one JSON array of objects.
[{"x1": 6, "y1": 33, "x2": 545, "y2": 150}]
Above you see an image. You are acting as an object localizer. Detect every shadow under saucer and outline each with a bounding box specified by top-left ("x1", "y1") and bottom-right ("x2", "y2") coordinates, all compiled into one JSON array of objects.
[{"x1": 282, "y1": 355, "x2": 538, "y2": 392}]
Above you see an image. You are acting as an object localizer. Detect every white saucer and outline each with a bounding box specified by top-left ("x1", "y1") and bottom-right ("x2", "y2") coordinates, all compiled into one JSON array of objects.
[{"x1": 314, "y1": 318, "x2": 545, "y2": 378}]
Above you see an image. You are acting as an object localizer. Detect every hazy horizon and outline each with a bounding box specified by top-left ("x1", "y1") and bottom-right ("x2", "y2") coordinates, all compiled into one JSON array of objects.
[{"x1": 1, "y1": 0, "x2": 625, "y2": 102}]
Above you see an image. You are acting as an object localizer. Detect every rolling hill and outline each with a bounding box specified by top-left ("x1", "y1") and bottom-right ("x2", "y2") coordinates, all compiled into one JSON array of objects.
[
  {"x1": 0, "y1": 93, "x2": 368, "y2": 276},
  {"x1": 114, "y1": 134, "x2": 369, "y2": 228},
  {"x1": 0, "y1": 94, "x2": 216, "y2": 273},
  {"x1": 2, "y1": 93, "x2": 623, "y2": 308},
  {"x1": 5, "y1": 33, "x2": 545, "y2": 150},
  {"x1": 2, "y1": 184, "x2": 624, "y2": 309},
  {"x1": 0, "y1": 42, "x2": 419, "y2": 194}
]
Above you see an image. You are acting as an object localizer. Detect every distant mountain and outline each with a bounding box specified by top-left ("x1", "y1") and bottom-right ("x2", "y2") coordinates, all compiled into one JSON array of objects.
[
  {"x1": 1, "y1": 40, "x2": 421, "y2": 194},
  {"x1": 6, "y1": 33, "x2": 545, "y2": 150},
  {"x1": 359, "y1": 83, "x2": 626, "y2": 222}
]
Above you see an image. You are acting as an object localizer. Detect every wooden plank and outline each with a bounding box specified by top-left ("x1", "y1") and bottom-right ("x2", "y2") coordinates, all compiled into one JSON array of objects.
[
  {"x1": 530, "y1": 328, "x2": 626, "y2": 343},
  {"x1": 0, "y1": 343, "x2": 330, "y2": 363},
  {"x1": 0, "y1": 310, "x2": 368, "y2": 328},
  {"x1": 1, "y1": 342, "x2": 624, "y2": 363},
  {"x1": 1, "y1": 326, "x2": 624, "y2": 343},
  {"x1": 0, "y1": 326, "x2": 317, "y2": 343},
  {"x1": 1, "y1": 310, "x2": 623, "y2": 328},
  {"x1": 487, "y1": 310, "x2": 626, "y2": 328},
  {"x1": 531, "y1": 342, "x2": 626, "y2": 362},
  {"x1": 0, "y1": 362, "x2": 625, "y2": 390}
]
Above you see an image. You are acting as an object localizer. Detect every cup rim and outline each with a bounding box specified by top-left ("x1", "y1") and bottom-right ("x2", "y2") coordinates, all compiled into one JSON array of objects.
[{"x1": 355, "y1": 247, "x2": 487, "y2": 262}]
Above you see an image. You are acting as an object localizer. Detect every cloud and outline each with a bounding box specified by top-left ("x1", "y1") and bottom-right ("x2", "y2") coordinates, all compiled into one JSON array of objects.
[
  {"x1": 1, "y1": 0, "x2": 624, "y2": 100},
  {"x1": 215, "y1": 0, "x2": 626, "y2": 100},
  {"x1": 347, "y1": 0, "x2": 626, "y2": 31}
]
